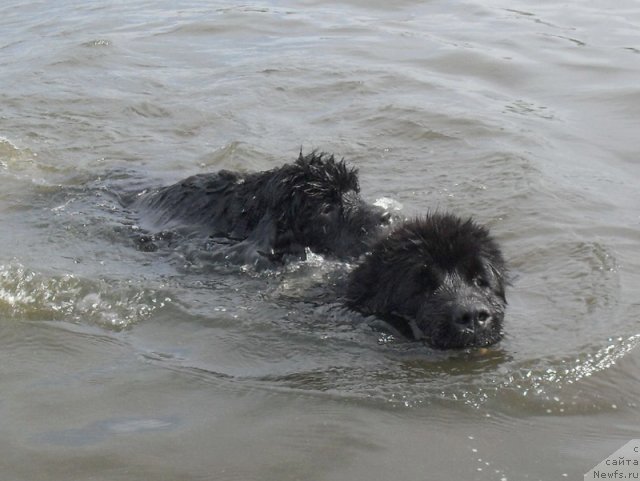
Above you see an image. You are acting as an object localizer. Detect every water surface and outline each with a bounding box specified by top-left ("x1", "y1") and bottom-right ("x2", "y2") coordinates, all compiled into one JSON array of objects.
[{"x1": 1, "y1": 1, "x2": 639, "y2": 479}]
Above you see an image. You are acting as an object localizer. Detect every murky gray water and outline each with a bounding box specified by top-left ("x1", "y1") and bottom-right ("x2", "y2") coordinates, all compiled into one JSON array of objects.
[{"x1": 1, "y1": 1, "x2": 639, "y2": 479}]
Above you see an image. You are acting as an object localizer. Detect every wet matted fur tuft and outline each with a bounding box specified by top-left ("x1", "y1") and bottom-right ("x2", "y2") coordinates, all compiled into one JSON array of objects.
[{"x1": 132, "y1": 151, "x2": 390, "y2": 265}]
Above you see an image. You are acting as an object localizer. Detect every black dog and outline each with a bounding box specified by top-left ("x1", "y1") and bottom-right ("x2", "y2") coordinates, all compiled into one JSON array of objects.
[
  {"x1": 132, "y1": 152, "x2": 390, "y2": 265},
  {"x1": 346, "y1": 213, "x2": 507, "y2": 349}
]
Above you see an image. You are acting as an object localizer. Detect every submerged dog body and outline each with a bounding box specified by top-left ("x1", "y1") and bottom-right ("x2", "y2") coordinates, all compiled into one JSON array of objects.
[
  {"x1": 346, "y1": 213, "x2": 507, "y2": 349},
  {"x1": 130, "y1": 150, "x2": 507, "y2": 349},
  {"x1": 132, "y1": 152, "x2": 389, "y2": 264}
]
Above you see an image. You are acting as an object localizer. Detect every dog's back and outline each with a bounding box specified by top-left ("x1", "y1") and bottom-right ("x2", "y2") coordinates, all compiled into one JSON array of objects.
[
  {"x1": 130, "y1": 152, "x2": 391, "y2": 264},
  {"x1": 134, "y1": 170, "x2": 263, "y2": 237}
]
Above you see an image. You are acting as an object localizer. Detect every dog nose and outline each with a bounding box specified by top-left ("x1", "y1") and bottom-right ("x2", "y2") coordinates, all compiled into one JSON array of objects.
[
  {"x1": 453, "y1": 306, "x2": 492, "y2": 332},
  {"x1": 380, "y1": 211, "x2": 392, "y2": 224}
]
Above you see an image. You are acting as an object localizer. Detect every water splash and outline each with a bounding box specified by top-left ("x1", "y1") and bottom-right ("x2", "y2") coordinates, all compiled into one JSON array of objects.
[{"x1": 0, "y1": 262, "x2": 171, "y2": 330}]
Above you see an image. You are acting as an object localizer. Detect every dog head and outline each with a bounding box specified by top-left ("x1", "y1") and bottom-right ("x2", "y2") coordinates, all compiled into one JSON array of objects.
[
  {"x1": 272, "y1": 151, "x2": 391, "y2": 258},
  {"x1": 346, "y1": 213, "x2": 507, "y2": 349}
]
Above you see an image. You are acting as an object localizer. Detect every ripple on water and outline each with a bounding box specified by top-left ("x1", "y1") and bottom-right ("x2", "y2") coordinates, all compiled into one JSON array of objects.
[
  {"x1": 0, "y1": 262, "x2": 171, "y2": 330},
  {"x1": 35, "y1": 416, "x2": 179, "y2": 447},
  {"x1": 5, "y1": 171, "x2": 634, "y2": 418},
  {"x1": 0, "y1": 137, "x2": 38, "y2": 172}
]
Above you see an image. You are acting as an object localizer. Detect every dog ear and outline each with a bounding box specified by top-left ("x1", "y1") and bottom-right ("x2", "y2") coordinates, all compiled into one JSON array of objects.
[
  {"x1": 346, "y1": 253, "x2": 381, "y2": 311},
  {"x1": 486, "y1": 262, "x2": 508, "y2": 302}
]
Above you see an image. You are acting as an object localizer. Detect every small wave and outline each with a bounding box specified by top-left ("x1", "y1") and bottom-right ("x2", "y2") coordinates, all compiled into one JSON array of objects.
[
  {"x1": 81, "y1": 39, "x2": 112, "y2": 48},
  {"x1": 491, "y1": 335, "x2": 640, "y2": 408},
  {"x1": 0, "y1": 262, "x2": 171, "y2": 330},
  {"x1": 35, "y1": 416, "x2": 178, "y2": 447},
  {"x1": 189, "y1": 332, "x2": 639, "y2": 412},
  {"x1": 126, "y1": 102, "x2": 172, "y2": 119},
  {"x1": 0, "y1": 137, "x2": 38, "y2": 170}
]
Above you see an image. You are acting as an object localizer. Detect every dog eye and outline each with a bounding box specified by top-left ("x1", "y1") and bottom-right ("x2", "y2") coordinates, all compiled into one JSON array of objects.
[
  {"x1": 473, "y1": 276, "x2": 489, "y2": 288},
  {"x1": 320, "y1": 205, "x2": 335, "y2": 215}
]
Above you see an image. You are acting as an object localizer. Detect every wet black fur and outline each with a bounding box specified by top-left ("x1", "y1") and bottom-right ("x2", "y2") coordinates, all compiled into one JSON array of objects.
[
  {"x1": 346, "y1": 213, "x2": 507, "y2": 349},
  {"x1": 132, "y1": 152, "x2": 389, "y2": 265}
]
